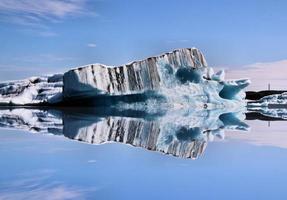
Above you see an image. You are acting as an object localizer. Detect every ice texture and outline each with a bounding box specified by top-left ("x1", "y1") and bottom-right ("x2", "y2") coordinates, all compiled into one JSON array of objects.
[
  {"x1": 246, "y1": 92, "x2": 287, "y2": 120},
  {"x1": 246, "y1": 93, "x2": 287, "y2": 120},
  {"x1": 248, "y1": 92, "x2": 287, "y2": 107},
  {"x1": 63, "y1": 48, "x2": 207, "y2": 97},
  {"x1": 63, "y1": 48, "x2": 250, "y2": 109},
  {"x1": 0, "y1": 74, "x2": 63, "y2": 105},
  {"x1": 0, "y1": 108, "x2": 249, "y2": 159}
]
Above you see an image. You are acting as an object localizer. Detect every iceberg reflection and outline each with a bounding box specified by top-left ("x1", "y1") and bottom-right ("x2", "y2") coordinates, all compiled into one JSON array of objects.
[{"x1": 0, "y1": 108, "x2": 250, "y2": 159}]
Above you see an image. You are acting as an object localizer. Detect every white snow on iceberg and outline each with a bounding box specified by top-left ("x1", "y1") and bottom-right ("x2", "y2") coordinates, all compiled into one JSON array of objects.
[{"x1": 0, "y1": 74, "x2": 63, "y2": 105}]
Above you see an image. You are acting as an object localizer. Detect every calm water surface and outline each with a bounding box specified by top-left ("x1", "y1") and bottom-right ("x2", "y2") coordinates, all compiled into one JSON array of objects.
[{"x1": 0, "y1": 110, "x2": 286, "y2": 200}]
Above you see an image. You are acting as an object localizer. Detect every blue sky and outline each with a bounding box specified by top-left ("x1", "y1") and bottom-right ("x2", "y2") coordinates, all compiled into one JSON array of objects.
[{"x1": 1, "y1": 0, "x2": 287, "y2": 82}]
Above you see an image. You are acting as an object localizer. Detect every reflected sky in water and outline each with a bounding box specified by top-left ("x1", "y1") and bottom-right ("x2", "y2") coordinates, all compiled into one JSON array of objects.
[{"x1": 0, "y1": 109, "x2": 287, "y2": 200}]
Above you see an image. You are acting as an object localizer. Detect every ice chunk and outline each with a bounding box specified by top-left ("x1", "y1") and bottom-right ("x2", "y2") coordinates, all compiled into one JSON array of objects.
[
  {"x1": 219, "y1": 79, "x2": 251, "y2": 100},
  {"x1": 63, "y1": 48, "x2": 208, "y2": 98},
  {"x1": 0, "y1": 75, "x2": 63, "y2": 105},
  {"x1": 212, "y1": 70, "x2": 225, "y2": 82},
  {"x1": 247, "y1": 92, "x2": 287, "y2": 120},
  {"x1": 248, "y1": 92, "x2": 287, "y2": 107}
]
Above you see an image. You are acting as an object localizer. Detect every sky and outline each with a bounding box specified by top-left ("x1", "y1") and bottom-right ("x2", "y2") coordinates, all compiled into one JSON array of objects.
[{"x1": 0, "y1": 0, "x2": 287, "y2": 90}]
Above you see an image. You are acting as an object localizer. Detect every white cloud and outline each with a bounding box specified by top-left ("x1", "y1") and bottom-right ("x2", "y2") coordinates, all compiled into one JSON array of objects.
[
  {"x1": 37, "y1": 30, "x2": 59, "y2": 37},
  {"x1": 166, "y1": 39, "x2": 190, "y2": 44},
  {"x1": 219, "y1": 60, "x2": 287, "y2": 91},
  {"x1": 179, "y1": 39, "x2": 189, "y2": 43},
  {"x1": 13, "y1": 54, "x2": 74, "y2": 63},
  {"x1": 0, "y1": 0, "x2": 88, "y2": 22},
  {"x1": 0, "y1": 0, "x2": 95, "y2": 36},
  {"x1": 0, "y1": 169, "x2": 99, "y2": 200},
  {"x1": 0, "y1": 185, "x2": 84, "y2": 200},
  {"x1": 87, "y1": 43, "x2": 97, "y2": 48},
  {"x1": 88, "y1": 159, "x2": 97, "y2": 163},
  {"x1": 0, "y1": 53, "x2": 74, "y2": 80}
]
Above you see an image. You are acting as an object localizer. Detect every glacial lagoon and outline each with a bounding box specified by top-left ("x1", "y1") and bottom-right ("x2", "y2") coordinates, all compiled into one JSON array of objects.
[
  {"x1": 0, "y1": 48, "x2": 286, "y2": 199},
  {"x1": 0, "y1": 108, "x2": 286, "y2": 200}
]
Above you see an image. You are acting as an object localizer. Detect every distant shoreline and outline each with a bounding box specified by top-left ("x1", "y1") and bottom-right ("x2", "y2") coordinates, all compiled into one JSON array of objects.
[{"x1": 246, "y1": 90, "x2": 287, "y2": 100}]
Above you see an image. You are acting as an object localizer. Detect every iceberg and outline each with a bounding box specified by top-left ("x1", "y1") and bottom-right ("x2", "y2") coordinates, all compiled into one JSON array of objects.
[
  {"x1": 248, "y1": 92, "x2": 287, "y2": 107},
  {"x1": 247, "y1": 92, "x2": 287, "y2": 120},
  {"x1": 0, "y1": 74, "x2": 63, "y2": 105},
  {"x1": 0, "y1": 48, "x2": 250, "y2": 109}
]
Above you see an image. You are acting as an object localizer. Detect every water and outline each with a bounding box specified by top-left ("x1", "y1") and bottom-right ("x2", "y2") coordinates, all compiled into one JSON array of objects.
[{"x1": 0, "y1": 108, "x2": 286, "y2": 200}]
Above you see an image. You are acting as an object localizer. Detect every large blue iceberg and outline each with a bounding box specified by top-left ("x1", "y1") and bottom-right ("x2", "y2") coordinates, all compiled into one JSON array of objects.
[{"x1": 0, "y1": 48, "x2": 250, "y2": 110}]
